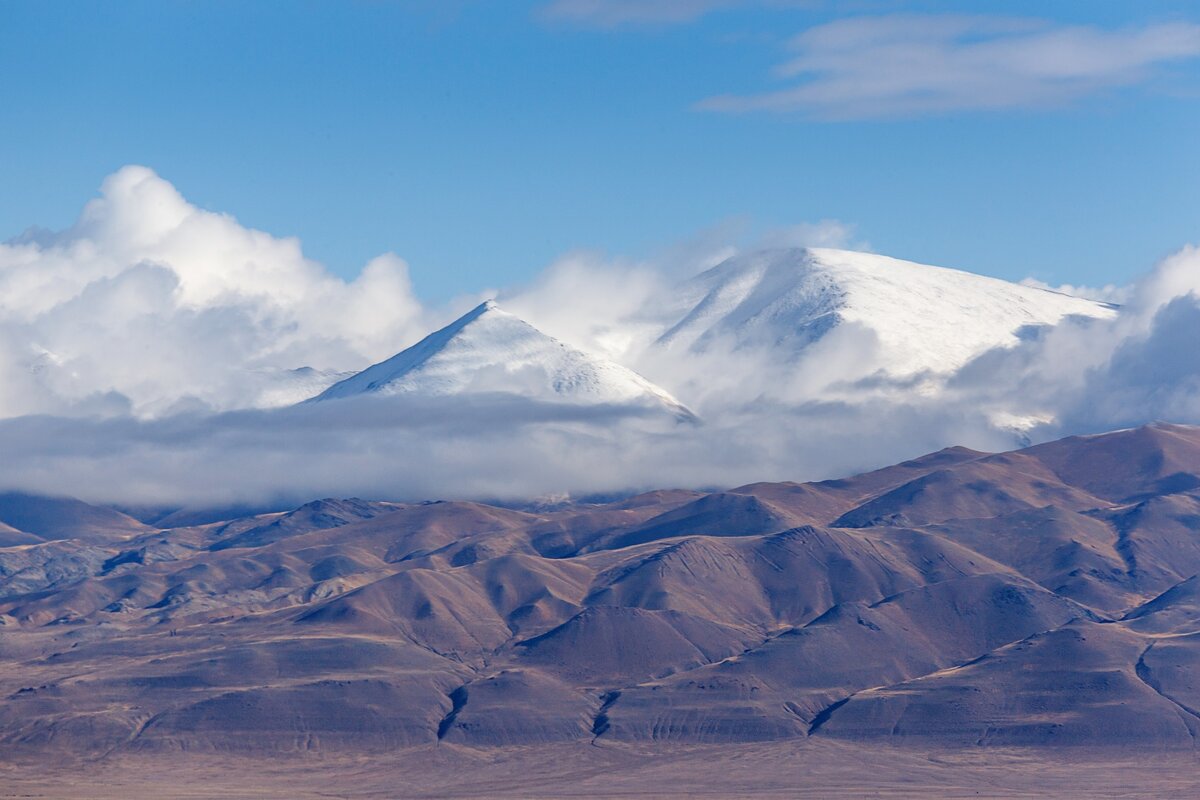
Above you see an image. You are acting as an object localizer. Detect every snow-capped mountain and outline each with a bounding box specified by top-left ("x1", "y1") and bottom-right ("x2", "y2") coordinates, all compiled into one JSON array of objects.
[
  {"x1": 300, "y1": 248, "x2": 1119, "y2": 424},
  {"x1": 652, "y1": 248, "x2": 1117, "y2": 377},
  {"x1": 310, "y1": 300, "x2": 695, "y2": 419}
]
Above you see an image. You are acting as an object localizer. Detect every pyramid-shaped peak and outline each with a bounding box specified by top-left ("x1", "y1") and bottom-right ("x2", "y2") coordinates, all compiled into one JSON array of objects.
[
  {"x1": 465, "y1": 298, "x2": 501, "y2": 318},
  {"x1": 427, "y1": 298, "x2": 505, "y2": 336},
  {"x1": 309, "y1": 301, "x2": 695, "y2": 419}
]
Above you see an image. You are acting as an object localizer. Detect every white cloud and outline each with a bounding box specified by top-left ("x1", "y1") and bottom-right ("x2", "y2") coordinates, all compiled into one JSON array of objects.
[
  {"x1": 538, "y1": 0, "x2": 820, "y2": 28},
  {"x1": 500, "y1": 251, "x2": 668, "y2": 362},
  {"x1": 756, "y1": 219, "x2": 867, "y2": 251},
  {"x1": 0, "y1": 166, "x2": 432, "y2": 417},
  {"x1": 698, "y1": 16, "x2": 1200, "y2": 118},
  {"x1": 0, "y1": 391, "x2": 1011, "y2": 508},
  {"x1": 540, "y1": 0, "x2": 747, "y2": 27},
  {"x1": 947, "y1": 245, "x2": 1200, "y2": 438}
]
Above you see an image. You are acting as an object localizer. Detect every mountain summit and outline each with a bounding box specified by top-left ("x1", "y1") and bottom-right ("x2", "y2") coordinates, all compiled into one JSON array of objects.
[
  {"x1": 311, "y1": 301, "x2": 694, "y2": 418},
  {"x1": 654, "y1": 247, "x2": 1117, "y2": 376}
]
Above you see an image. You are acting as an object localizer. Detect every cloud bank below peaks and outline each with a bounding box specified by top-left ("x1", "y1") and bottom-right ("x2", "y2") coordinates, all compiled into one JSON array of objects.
[{"x1": 0, "y1": 166, "x2": 431, "y2": 418}]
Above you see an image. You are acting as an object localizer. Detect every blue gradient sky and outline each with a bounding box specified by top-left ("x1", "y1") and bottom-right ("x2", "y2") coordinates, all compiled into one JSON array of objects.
[{"x1": 2, "y1": 0, "x2": 1197, "y2": 301}]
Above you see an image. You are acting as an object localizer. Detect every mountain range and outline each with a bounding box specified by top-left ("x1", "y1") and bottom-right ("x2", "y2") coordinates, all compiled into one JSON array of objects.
[
  {"x1": 281, "y1": 247, "x2": 1115, "y2": 420},
  {"x1": 3, "y1": 422, "x2": 1200, "y2": 758}
]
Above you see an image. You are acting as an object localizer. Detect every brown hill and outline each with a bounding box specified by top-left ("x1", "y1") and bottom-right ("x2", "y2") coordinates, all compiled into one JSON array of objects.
[{"x1": 2, "y1": 424, "x2": 1200, "y2": 757}]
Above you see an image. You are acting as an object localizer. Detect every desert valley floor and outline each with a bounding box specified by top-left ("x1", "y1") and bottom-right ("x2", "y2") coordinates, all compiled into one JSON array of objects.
[{"x1": 3, "y1": 741, "x2": 1200, "y2": 798}]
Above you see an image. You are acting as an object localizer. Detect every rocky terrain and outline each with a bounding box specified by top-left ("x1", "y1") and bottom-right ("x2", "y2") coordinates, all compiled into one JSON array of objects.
[
  {"x1": 3, "y1": 423, "x2": 1200, "y2": 794},
  {"x1": 1, "y1": 422, "x2": 1199, "y2": 762}
]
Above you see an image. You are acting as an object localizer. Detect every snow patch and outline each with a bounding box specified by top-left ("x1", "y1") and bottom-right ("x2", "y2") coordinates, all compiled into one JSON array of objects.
[{"x1": 311, "y1": 301, "x2": 695, "y2": 420}]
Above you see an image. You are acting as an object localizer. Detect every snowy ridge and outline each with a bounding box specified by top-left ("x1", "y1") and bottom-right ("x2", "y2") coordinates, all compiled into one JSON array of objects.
[
  {"x1": 311, "y1": 301, "x2": 695, "y2": 419},
  {"x1": 655, "y1": 247, "x2": 1117, "y2": 376}
]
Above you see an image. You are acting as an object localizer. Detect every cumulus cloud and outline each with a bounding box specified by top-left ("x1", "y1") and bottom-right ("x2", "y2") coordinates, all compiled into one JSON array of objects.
[
  {"x1": 940, "y1": 245, "x2": 1200, "y2": 440},
  {"x1": 0, "y1": 166, "x2": 432, "y2": 417},
  {"x1": 1019, "y1": 247, "x2": 1200, "y2": 432},
  {"x1": 699, "y1": 16, "x2": 1200, "y2": 118},
  {"x1": 1065, "y1": 298, "x2": 1200, "y2": 430},
  {"x1": 500, "y1": 251, "x2": 668, "y2": 362}
]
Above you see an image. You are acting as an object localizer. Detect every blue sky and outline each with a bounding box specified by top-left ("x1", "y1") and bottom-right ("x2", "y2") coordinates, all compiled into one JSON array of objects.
[{"x1": 2, "y1": 0, "x2": 1198, "y2": 301}]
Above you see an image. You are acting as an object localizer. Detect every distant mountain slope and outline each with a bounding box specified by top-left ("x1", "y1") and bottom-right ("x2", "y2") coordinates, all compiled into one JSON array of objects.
[
  {"x1": 1022, "y1": 422, "x2": 1200, "y2": 501},
  {"x1": 0, "y1": 521, "x2": 40, "y2": 547},
  {"x1": 654, "y1": 247, "x2": 1116, "y2": 376},
  {"x1": 207, "y1": 498, "x2": 404, "y2": 552},
  {"x1": 311, "y1": 301, "x2": 695, "y2": 419},
  {"x1": 0, "y1": 492, "x2": 149, "y2": 543},
  {"x1": 5, "y1": 424, "x2": 1200, "y2": 754}
]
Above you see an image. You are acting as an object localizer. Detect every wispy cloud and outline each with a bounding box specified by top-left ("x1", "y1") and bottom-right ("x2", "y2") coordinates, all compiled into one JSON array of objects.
[
  {"x1": 699, "y1": 15, "x2": 1200, "y2": 118},
  {"x1": 540, "y1": 0, "x2": 750, "y2": 28},
  {"x1": 756, "y1": 219, "x2": 867, "y2": 251}
]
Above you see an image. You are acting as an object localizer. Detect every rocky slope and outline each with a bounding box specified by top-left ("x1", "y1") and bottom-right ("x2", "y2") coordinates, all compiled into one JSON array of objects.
[{"x1": 2, "y1": 424, "x2": 1200, "y2": 754}]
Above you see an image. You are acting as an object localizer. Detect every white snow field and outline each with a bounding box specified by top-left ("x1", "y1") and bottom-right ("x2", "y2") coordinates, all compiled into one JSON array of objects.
[
  {"x1": 653, "y1": 247, "x2": 1117, "y2": 377},
  {"x1": 312, "y1": 300, "x2": 695, "y2": 419}
]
